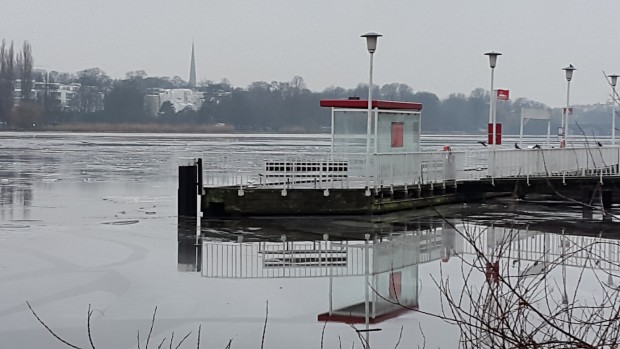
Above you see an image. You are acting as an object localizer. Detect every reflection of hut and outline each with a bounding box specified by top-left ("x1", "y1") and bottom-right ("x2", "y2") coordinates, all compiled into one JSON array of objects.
[
  {"x1": 187, "y1": 218, "x2": 464, "y2": 323},
  {"x1": 317, "y1": 235, "x2": 420, "y2": 324}
]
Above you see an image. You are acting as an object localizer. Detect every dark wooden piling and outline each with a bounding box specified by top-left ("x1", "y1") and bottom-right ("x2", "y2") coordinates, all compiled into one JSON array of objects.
[{"x1": 178, "y1": 159, "x2": 202, "y2": 217}]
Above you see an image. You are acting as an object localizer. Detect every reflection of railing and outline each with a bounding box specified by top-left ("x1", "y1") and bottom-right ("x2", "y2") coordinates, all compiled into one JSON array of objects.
[
  {"x1": 261, "y1": 246, "x2": 347, "y2": 268},
  {"x1": 460, "y1": 228, "x2": 620, "y2": 272},
  {"x1": 201, "y1": 228, "x2": 459, "y2": 279},
  {"x1": 202, "y1": 240, "x2": 367, "y2": 278}
]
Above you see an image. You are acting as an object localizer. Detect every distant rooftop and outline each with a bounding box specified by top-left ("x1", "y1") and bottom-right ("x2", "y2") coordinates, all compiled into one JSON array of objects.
[{"x1": 320, "y1": 99, "x2": 423, "y2": 111}]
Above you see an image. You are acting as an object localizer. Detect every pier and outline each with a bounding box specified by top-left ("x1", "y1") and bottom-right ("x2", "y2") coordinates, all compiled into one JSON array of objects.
[{"x1": 178, "y1": 99, "x2": 620, "y2": 217}]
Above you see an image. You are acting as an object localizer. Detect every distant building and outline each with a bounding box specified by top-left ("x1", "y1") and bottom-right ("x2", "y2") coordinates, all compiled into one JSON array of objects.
[
  {"x1": 12, "y1": 79, "x2": 37, "y2": 107},
  {"x1": 189, "y1": 43, "x2": 197, "y2": 88},
  {"x1": 144, "y1": 44, "x2": 204, "y2": 117},
  {"x1": 34, "y1": 81, "x2": 77, "y2": 112},
  {"x1": 31, "y1": 81, "x2": 104, "y2": 113},
  {"x1": 144, "y1": 88, "x2": 204, "y2": 116}
]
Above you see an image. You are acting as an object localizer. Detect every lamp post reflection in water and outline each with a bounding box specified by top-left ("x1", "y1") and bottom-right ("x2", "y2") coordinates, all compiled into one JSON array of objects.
[{"x1": 364, "y1": 233, "x2": 371, "y2": 346}]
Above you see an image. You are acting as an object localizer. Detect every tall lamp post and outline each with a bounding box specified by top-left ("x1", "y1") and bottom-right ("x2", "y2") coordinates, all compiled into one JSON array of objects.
[
  {"x1": 484, "y1": 51, "x2": 502, "y2": 148},
  {"x1": 484, "y1": 52, "x2": 501, "y2": 181},
  {"x1": 562, "y1": 65, "x2": 576, "y2": 148},
  {"x1": 608, "y1": 74, "x2": 619, "y2": 145},
  {"x1": 361, "y1": 32, "x2": 382, "y2": 196}
]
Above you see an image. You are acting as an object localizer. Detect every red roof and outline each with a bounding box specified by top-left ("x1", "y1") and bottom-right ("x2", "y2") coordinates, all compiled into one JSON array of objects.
[{"x1": 320, "y1": 99, "x2": 423, "y2": 111}]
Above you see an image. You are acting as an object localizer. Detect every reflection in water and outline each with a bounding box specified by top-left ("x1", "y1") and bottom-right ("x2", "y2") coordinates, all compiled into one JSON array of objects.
[
  {"x1": 178, "y1": 199, "x2": 620, "y2": 346},
  {"x1": 0, "y1": 175, "x2": 33, "y2": 221},
  {"x1": 177, "y1": 218, "x2": 201, "y2": 272},
  {"x1": 178, "y1": 215, "x2": 462, "y2": 324}
]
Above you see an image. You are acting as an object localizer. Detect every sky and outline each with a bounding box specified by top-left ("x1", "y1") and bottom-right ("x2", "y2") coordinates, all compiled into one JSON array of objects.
[{"x1": 3, "y1": 0, "x2": 620, "y2": 108}]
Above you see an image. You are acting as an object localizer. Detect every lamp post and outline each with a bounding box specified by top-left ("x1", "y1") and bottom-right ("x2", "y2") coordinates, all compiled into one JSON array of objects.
[
  {"x1": 361, "y1": 32, "x2": 382, "y2": 196},
  {"x1": 562, "y1": 65, "x2": 576, "y2": 148},
  {"x1": 484, "y1": 52, "x2": 502, "y2": 148},
  {"x1": 484, "y1": 52, "x2": 501, "y2": 182},
  {"x1": 609, "y1": 74, "x2": 619, "y2": 145}
]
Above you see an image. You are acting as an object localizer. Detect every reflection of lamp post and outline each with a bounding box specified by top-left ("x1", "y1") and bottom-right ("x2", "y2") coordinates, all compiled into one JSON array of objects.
[
  {"x1": 608, "y1": 74, "x2": 619, "y2": 145},
  {"x1": 363, "y1": 233, "x2": 371, "y2": 346},
  {"x1": 484, "y1": 51, "x2": 502, "y2": 148},
  {"x1": 562, "y1": 65, "x2": 576, "y2": 148},
  {"x1": 560, "y1": 229, "x2": 568, "y2": 306},
  {"x1": 607, "y1": 244, "x2": 615, "y2": 288},
  {"x1": 361, "y1": 32, "x2": 382, "y2": 195}
]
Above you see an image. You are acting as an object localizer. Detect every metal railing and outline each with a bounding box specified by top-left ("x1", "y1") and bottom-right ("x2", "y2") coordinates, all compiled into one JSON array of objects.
[
  {"x1": 460, "y1": 227, "x2": 620, "y2": 272},
  {"x1": 201, "y1": 146, "x2": 620, "y2": 190},
  {"x1": 201, "y1": 240, "x2": 368, "y2": 279}
]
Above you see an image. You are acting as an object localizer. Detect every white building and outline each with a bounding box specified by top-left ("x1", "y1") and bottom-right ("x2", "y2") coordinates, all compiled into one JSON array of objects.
[{"x1": 144, "y1": 88, "x2": 204, "y2": 117}]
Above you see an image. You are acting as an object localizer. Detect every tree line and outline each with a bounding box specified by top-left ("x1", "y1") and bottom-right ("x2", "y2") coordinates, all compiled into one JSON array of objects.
[
  {"x1": 0, "y1": 40, "x2": 37, "y2": 128},
  {"x1": 0, "y1": 39, "x2": 613, "y2": 134}
]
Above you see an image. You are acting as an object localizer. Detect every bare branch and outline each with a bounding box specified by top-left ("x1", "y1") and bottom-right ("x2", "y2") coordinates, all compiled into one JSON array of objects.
[
  {"x1": 86, "y1": 304, "x2": 96, "y2": 349},
  {"x1": 146, "y1": 306, "x2": 158, "y2": 349},
  {"x1": 261, "y1": 300, "x2": 268, "y2": 349},
  {"x1": 26, "y1": 301, "x2": 83, "y2": 349}
]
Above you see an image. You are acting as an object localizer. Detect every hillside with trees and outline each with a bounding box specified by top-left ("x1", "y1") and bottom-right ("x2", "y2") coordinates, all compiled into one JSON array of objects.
[{"x1": 0, "y1": 39, "x2": 614, "y2": 135}]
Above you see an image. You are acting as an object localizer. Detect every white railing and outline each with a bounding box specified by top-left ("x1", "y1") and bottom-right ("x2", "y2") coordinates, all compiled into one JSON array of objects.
[
  {"x1": 460, "y1": 228, "x2": 620, "y2": 272},
  {"x1": 201, "y1": 146, "x2": 620, "y2": 190},
  {"x1": 492, "y1": 147, "x2": 619, "y2": 178},
  {"x1": 201, "y1": 229, "x2": 453, "y2": 279},
  {"x1": 202, "y1": 240, "x2": 368, "y2": 279}
]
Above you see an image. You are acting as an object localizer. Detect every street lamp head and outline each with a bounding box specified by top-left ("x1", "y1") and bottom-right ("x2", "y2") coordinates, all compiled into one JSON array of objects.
[
  {"x1": 609, "y1": 74, "x2": 620, "y2": 87},
  {"x1": 361, "y1": 32, "x2": 382, "y2": 54},
  {"x1": 563, "y1": 64, "x2": 576, "y2": 82},
  {"x1": 484, "y1": 51, "x2": 502, "y2": 69}
]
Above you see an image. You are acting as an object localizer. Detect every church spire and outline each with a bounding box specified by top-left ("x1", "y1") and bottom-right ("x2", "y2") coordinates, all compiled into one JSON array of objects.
[{"x1": 189, "y1": 42, "x2": 197, "y2": 88}]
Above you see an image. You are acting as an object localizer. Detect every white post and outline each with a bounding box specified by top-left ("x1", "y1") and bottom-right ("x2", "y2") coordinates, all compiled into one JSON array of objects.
[
  {"x1": 485, "y1": 51, "x2": 501, "y2": 179},
  {"x1": 489, "y1": 69, "x2": 496, "y2": 181},
  {"x1": 489, "y1": 68, "x2": 495, "y2": 144},
  {"x1": 613, "y1": 89, "x2": 617, "y2": 145},
  {"x1": 546, "y1": 118, "x2": 551, "y2": 147},
  {"x1": 330, "y1": 107, "x2": 335, "y2": 156},
  {"x1": 562, "y1": 65, "x2": 576, "y2": 148},
  {"x1": 565, "y1": 79, "x2": 571, "y2": 146},
  {"x1": 362, "y1": 32, "x2": 381, "y2": 196},
  {"x1": 612, "y1": 81, "x2": 618, "y2": 145},
  {"x1": 366, "y1": 51, "x2": 374, "y2": 195},
  {"x1": 519, "y1": 111, "x2": 524, "y2": 147},
  {"x1": 324, "y1": 234, "x2": 333, "y2": 315}
]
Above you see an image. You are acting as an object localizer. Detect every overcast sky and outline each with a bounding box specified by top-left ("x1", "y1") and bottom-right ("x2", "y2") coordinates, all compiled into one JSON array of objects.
[{"x1": 3, "y1": 0, "x2": 620, "y2": 107}]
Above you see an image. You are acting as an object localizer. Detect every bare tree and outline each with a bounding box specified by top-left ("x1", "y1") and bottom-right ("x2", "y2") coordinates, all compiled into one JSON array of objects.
[{"x1": 0, "y1": 39, "x2": 15, "y2": 123}]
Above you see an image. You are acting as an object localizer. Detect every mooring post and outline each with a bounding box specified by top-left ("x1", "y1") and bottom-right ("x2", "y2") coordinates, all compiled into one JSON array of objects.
[
  {"x1": 178, "y1": 159, "x2": 199, "y2": 217},
  {"x1": 582, "y1": 188, "x2": 593, "y2": 220},
  {"x1": 603, "y1": 190, "x2": 613, "y2": 218}
]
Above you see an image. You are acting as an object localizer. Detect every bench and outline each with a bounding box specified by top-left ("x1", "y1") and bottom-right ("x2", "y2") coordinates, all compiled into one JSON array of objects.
[
  {"x1": 260, "y1": 248, "x2": 348, "y2": 267},
  {"x1": 263, "y1": 160, "x2": 348, "y2": 183}
]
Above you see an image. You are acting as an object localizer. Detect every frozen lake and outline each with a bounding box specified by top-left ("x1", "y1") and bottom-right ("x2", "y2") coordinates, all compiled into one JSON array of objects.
[{"x1": 0, "y1": 132, "x2": 618, "y2": 348}]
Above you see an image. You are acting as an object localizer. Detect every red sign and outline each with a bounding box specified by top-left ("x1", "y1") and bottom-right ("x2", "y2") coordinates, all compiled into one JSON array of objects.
[
  {"x1": 563, "y1": 107, "x2": 573, "y2": 115},
  {"x1": 487, "y1": 123, "x2": 502, "y2": 145},
  {"x1": 391, "y1": 122, "x2": 404, "y2": 147},
  {"x1": 389, "y1": 272, "x2": 402, "y2": 299},
  {"x1": 497, "y1": 89, "x2": 509, "y2": 101}
]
